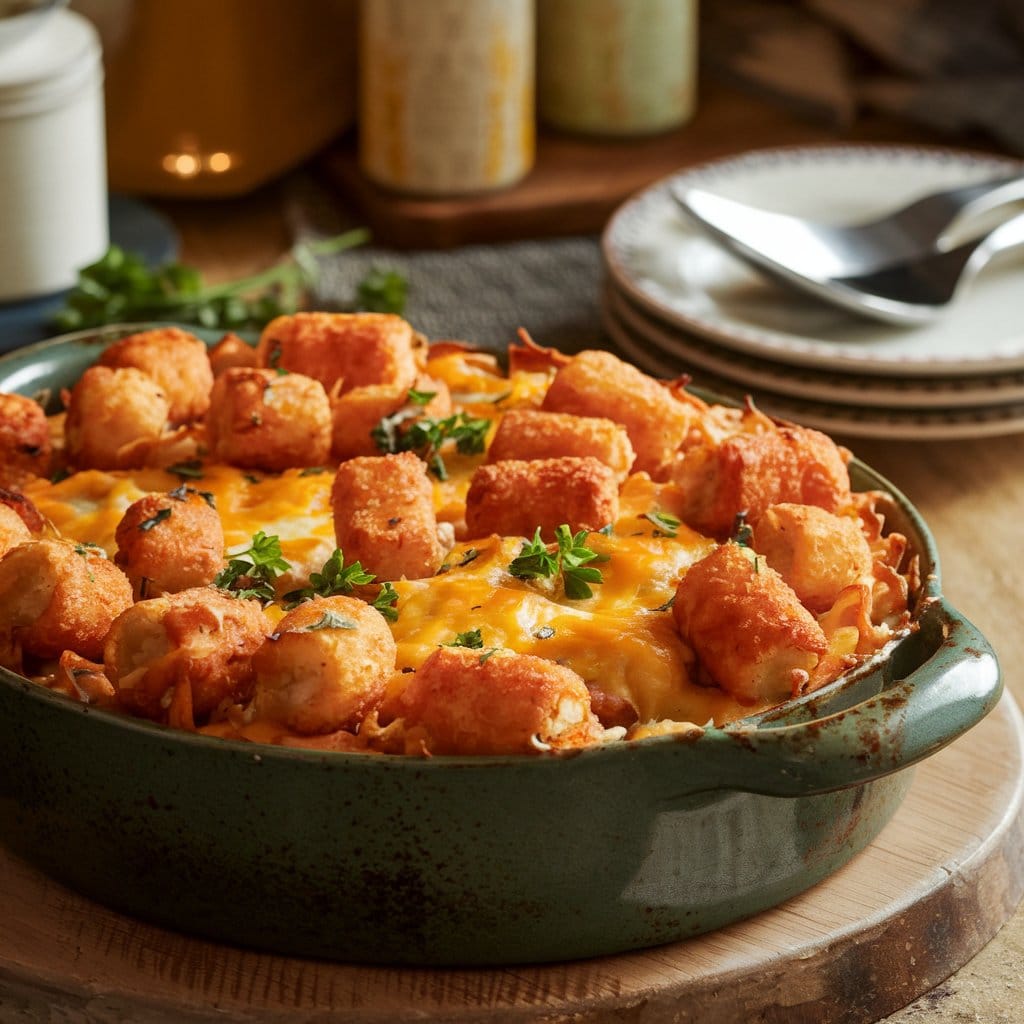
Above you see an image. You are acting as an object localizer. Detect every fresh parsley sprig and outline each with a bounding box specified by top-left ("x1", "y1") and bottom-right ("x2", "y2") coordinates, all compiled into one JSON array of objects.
[
  {"x1": 373, "y1": 404, "x2": 490, "y2": 480},
  {"x1": 508, "y1": 525, "x2": 609, "y2": 600},
  {"x1": 213, "y1": 531, "x2": 291, "y2": 604},
  {"x1": 51, "y1": 229, "x2": 372, "y2": 332},
  {"x1": 283, "y1": 548, "x2": 401, "y2": 622},
  {"x1": 642, "y1": 509, "x2": 681, "y2": 538},
  {"x1": 356, "y1": 267, "x2": 408, "y2": 314}
]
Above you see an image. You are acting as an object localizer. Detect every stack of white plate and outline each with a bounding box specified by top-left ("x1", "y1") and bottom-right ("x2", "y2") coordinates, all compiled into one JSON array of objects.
[{"x1": 600, "y1": 145, "x2": 1024, "y2": 440}]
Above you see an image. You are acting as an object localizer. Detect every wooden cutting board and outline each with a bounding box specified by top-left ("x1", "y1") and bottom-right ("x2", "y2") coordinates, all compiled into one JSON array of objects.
[{"x1": 1, "y1": 695, "x2": 1021, "y2": 1024}]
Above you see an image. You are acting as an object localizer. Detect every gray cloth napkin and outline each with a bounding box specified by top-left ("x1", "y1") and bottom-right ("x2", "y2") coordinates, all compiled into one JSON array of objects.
[{"x1": 701, "y1": 0, "x2": 1024, "y2": 155}]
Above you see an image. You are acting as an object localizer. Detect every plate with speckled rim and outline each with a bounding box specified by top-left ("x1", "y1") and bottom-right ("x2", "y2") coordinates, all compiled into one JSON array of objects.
[
  {"x1": 601, "y1": 290, "x2": 1024, "y2": 441},
  {"x1": 602, "y1": 144, "x2": 1024, "y2": 378}
]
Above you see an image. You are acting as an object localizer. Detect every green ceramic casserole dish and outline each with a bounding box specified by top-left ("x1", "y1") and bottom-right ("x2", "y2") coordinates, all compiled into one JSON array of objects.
[{"x1": 0, "y1": 326, "x2": 1002, "y2": 966}]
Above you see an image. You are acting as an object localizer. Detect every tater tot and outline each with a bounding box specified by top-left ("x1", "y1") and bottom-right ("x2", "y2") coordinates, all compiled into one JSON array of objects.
[
  {"x1": 670, "y1": 425, "x2": 852, "y2": 538},
  {"x1": 0, "y1": 488, "x2": 44, "y2": 532},
  {"x1": 331, "y1": 451, "x2": 447, "y2": 580},
  {"x1": 541, "y1": 350, "x2": 695, "y2": 477},
  {"x1": 464, "y1": 457, "x2": 619, "y2": 540},
  {"x1": 256, "y1": 312, "x2": 418, "y2": 396},
  {"x1": 487, "y1": 409, "x2": 636, "y2": 483},
  {"x1": 0, "y1": 504, "x2": 30, "y2": 558},
  {"x1": 115, "y1": 488, "x2": 226, "y2": 599},
  {"x1": 399, "y1": 646, "x2": 603, "y2": 755},
  {"x1": 331, "y1": 376, "x2": 452, "y2": 461},
  {"x1": 208, "y1": 331, "x2": 258, "y2": 376},
  {"x1": 252, "y1": 596, "x2": 396, "y2": 735},
  {"x1": 0, "y1": 538, "x2": 133, "y2": 666},
  {"x1": 64, "y1": 365, "x2": 171, "y2": 470},
  {"x1": 98, "y1": 327, "x2": 214, "y2": 425},
  {"x1": 104, "y1": 588, "x2": 269, "y2": 724},
  {"x1": 0, "y1": 392, "x2": 51, "y2": 486},
  {"x1": 673, "y1": 542, "x2": 828, "y2": 705},
  {"x1": 752, "y1": 503, "x2": 874, "y2": 614},
  {"x1": 205, "y1": 367, "x2": 332, "y2": 471}
]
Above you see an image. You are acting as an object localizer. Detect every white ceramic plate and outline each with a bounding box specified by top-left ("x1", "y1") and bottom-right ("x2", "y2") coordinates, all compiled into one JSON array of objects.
[
  {"x1": 602, "y1": 296, "x2": 1024, "y2": 441},
  {"x1": 603, "y1": 280, "x2": 1024, "y2": 410},
  {"x1": 602, "y1": 145, "x2": 1024, "y2": 378}
]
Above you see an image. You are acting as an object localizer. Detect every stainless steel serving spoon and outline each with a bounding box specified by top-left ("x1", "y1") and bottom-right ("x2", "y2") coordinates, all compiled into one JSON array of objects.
[{"x1": 672, "y1": 174, "x2": 1024, "y2": 324}]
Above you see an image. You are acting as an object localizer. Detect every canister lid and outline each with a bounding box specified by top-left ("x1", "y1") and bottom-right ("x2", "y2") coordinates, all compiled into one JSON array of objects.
[{"x1": 0, "y1": 8, "x2": 101, "y2": 118}]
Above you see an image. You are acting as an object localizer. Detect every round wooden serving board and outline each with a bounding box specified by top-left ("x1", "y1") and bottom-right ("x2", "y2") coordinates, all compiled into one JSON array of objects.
[{"x1": 1, "y1": 696, "x2": 1022, "y2": 1024}]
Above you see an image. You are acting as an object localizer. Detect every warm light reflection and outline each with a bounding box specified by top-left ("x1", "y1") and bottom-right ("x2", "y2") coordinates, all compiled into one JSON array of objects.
[
  {"x1": 162, "y1": 152, "x2": 201, "y2": 178},
  {"x1": 208, "y1": 151, "x2": 233, "y2": 173}
]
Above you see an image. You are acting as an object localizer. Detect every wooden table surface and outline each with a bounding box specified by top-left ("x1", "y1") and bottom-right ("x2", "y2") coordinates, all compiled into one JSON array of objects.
[{"x1": 144, "y1": 90, "x2": 1024, "y2": 1021}]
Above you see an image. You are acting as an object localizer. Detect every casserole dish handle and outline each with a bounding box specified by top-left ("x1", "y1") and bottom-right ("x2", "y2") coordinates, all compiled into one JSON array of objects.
[{"x1": 691, "y1": 597, "x2": 1001, "y2": 798}]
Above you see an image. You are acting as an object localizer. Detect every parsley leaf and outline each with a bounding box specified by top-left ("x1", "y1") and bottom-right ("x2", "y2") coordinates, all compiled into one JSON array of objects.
[
  {"x1": 732, "y1": 510, "x2": 753, "y2": 548},
  {"x1": 443, "y1": 628, "x2": 484, "y2": 649},
  {"x1": 642, "y1": 509, "x2": 681, "y2": 538},
  {"x1": 373, "y1": 581, "x2": 400, "y2": 622},
  {"x1": 283, "y1": 548, "x2": 375, "y2": 607},
  {"x1": 508, "y1": 525, "x2": 608, "y2": 600},
  {"x1": 372, "y1": 407, "x2": 490, "y2": 479},
  {"x1": 51, "y1": 230, "x2": 370, "y2": 332},
  {"x1": 138, "y1": 507, "x2": 172, "y2": 532},
  {"x1": 213, "y1": 531, "x2": 291, "y2": 604}
]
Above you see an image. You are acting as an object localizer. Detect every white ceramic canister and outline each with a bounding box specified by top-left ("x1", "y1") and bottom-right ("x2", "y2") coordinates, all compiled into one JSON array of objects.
[
  {"x1": 537, "y1": 0, "x2": 698, "y2": 137},
  {"x1": 0, "y1": 8, "x2": 107, "y2": 302},
  {"x1": 359, "y1": 0, "x2": 534, "y2": 196}
]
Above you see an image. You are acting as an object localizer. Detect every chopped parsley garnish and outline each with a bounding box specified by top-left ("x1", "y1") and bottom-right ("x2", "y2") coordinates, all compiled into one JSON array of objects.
[
  {"x1": 283, "y1": 548, "x2": 375, "y2": 607},
  {"x1": 372, "y1": 405, "x2": 490, "y2": 480},
  {"x1": 304, "y1": 610, "x2": 359, "y2": 632},
  {"x1": 508, "y1": 525, "x2": 609, "y2": 600},
  {"x1": 213, "y1": 531, "x2": 291, "y2": 604},
  {"x1": 406, "y1": 388, "x2": 436, "y2": 406},
  {"x1": 298, "y1": 466, "x2": 328, "y2": 477},
  {"x1": 167, "y1": 483, "x2": 216, "y2": 508},
  {"x1": 478, "y1": 647, "x2": 500, "y2": 664},
  {"x1": 436, "y1": 547, "x2": 480, "y2": 575},
  {"x1": 443, "y1": 628, "x2": 484, "y2": 650},
  {"x1": 643, "y1": 509, "x2": 681, "y2": 538},
  {"x1": 373, "y1": 581, "x2": 400, "y2": 622},
  {"x1": 138, "y1": 507, "x2": 172, "y2": 532}
]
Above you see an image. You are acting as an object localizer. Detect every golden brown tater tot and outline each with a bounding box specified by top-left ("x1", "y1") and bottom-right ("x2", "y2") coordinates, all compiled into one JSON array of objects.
[
  {"x1": 487, "y1": 409, "x2": 636, "y2": 483},
  {"x1": 0, "y1": 504, "x2": 30, "y2": 558},
  {"x1": 252, "y1": 596, "x2": 396, "y2": 735},
  {"x1": 670, "y1": 425, "x2": 852, "y2": 538},
  {"x1": 256, "y1": 312, "x2": 418, "y2": 396},
  {"x1": 673, "y1": 542, "x2": 828, "y2": 705},
  {"x1": 464, "y1": 457, "x2": 618, "y2": 540},
  {"x1": 104, "y1": 588, "x2": 270, "y2": 725},
  {"x1": 541, "y1": 349, "x2": 695, "y2": 477},
  {"x1": 115, "y1": 488, "x2": 225, "y2": 599},
  {"x1": 64, "y1": 365, "x2": 171, "y2": 470},
  {"x1": 0, "y1": 393, "x2": 51, "y2": 486},
  {"x1": 205, "y1": 367, "x2": 332, "y2": 471},
  {"x1": 752, "y1": 503, "x2": 874, "y2": 614},
  {"x1": 98, "y1": 327, "x2": 214, "y2": 425},
  {"x1": 0, "y1": 538, "x2": 133, "y2": 667},
  {"x1": 0, "y1": 487, "x2": 45, "y2": 533},
  {"x1": 331, "y1": 451, "x2": 448, "y2": 580},
  {"x1": 398, "y1": 646, "x2": 603, "y2": 754}
]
